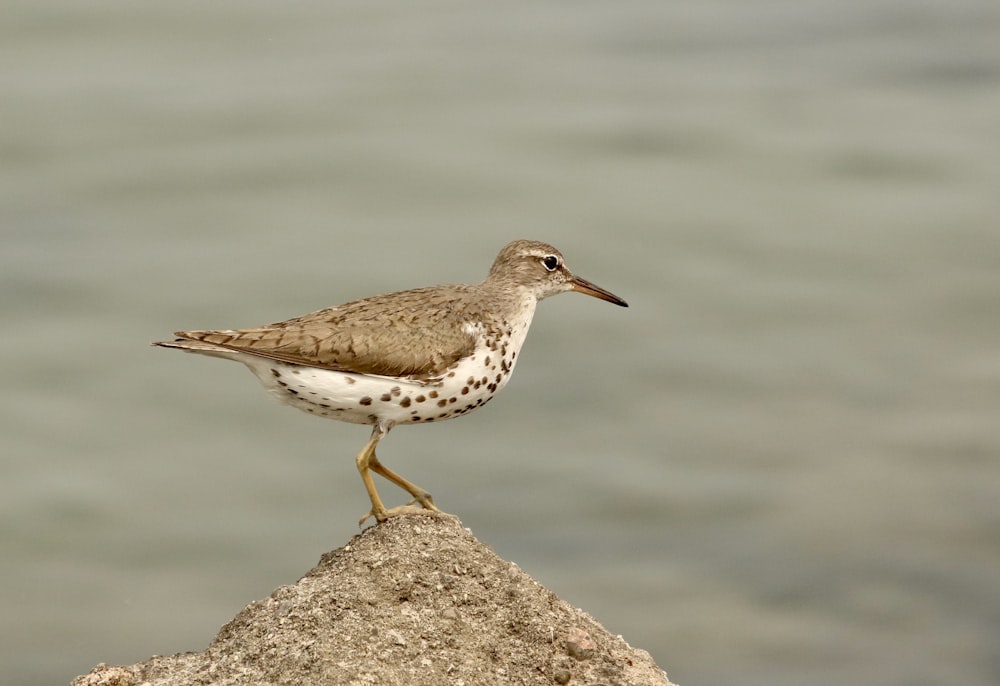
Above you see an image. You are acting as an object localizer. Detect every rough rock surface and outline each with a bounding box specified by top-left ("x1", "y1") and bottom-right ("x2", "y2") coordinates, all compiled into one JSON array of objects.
[{"x1": 73, "y1": 515, "x2": 674, "y2": 686}]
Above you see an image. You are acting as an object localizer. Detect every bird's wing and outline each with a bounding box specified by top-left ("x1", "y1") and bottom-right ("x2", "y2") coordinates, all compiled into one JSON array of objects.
[{"x1": 171, "y1": 286, "x2": 480, "y2": 380}]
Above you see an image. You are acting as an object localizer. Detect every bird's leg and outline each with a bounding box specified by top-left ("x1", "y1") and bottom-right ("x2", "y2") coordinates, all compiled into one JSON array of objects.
[
  {"x1": 357, "y1": 423, "x2": 447, "y2": 527},
  {"x1": 368, "y1": 453, "x2": 440, "y2": 513},
  {"x1": 356, "y1": 427, "x2": 389, "y2": 526}
]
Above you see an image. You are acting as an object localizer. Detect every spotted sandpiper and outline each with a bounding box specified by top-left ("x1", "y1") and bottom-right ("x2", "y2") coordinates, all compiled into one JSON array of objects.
[{"x1": 154, "y1": 239, "x2": 628, "y2": 525}]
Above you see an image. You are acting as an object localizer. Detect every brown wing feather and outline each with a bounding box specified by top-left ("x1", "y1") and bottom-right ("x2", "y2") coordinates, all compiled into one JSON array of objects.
[{"x1": 173, "y1": 285, "x2": 480, "y2": 379}]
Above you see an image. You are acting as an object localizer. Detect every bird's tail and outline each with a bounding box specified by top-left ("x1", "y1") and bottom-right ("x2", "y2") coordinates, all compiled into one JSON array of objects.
[{"x1": 152, "y1": 337, "x2": 242, "y2": 361}]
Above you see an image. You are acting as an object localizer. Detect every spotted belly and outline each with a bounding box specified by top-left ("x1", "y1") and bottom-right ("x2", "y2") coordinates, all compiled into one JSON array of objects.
[{"x1": 241, "y1": 341, "x2": 520, "y2": 428}]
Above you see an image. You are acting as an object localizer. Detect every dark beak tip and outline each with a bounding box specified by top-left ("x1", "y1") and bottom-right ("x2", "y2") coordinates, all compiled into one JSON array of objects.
[{"x1": 570, "y1": 276, "x2": 629, "y2": 308}]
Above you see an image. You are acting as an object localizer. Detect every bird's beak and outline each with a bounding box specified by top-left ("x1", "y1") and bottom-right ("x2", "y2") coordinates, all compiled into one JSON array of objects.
[{"x1": 569, "y1": 275, "x2": 629, "y2": 307}]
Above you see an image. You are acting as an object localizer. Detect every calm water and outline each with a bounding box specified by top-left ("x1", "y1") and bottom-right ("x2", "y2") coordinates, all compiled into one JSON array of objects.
[{"x1": 3, "y1": 2, "x2": 999, "y2": 685}]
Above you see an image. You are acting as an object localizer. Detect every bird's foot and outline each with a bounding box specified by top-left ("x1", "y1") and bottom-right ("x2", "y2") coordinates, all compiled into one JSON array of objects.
[
  {"x1": 358, "y1": 497, "x2": 447, "y2": 528},
  {"x1": 404, "y1": 491, "x2": 440, "y2": 513}
]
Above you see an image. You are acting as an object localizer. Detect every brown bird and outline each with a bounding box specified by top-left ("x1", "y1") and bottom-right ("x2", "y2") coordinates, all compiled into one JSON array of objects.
[{"x1": 154, "y1": 239, "x2": 628, "y2": 525}]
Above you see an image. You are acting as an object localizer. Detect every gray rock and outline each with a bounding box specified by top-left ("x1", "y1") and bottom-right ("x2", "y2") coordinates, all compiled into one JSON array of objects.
[{"x1": 72, "y1": 515, "x2": 674, "y2": 686}]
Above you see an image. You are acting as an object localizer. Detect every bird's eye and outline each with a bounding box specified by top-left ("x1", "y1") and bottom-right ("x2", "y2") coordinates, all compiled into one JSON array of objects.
[{"x1": 541, "y1": 255, "x2": 560, "y2": 272}]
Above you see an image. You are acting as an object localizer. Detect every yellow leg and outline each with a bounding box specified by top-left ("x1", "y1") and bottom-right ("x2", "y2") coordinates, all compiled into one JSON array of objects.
[
  {"x1": 369, "y1": 453, "x2": 440, "y2": 513},
  {"x1": 355, "y1": 431, "x2": 388, "y2": 526},
  {"x1": 356, "y1": 425, "x2": 447, "y2": 527}
]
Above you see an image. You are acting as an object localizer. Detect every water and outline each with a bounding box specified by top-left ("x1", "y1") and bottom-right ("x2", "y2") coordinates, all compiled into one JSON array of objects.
[{"x1": 2, "y1": 2, "x2": 999, "y2": 685}]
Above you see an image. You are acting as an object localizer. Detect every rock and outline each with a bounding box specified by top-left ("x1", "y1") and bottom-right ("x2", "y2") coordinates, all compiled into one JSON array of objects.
[
  {"x1": 72, "y1": 515, "x2": 674, "y2": 686},
  {"x1": 565, "y1": 627, "x2": 597, "y2": 661}
]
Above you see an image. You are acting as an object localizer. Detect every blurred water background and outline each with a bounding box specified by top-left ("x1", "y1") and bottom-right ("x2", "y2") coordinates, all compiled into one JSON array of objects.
[{"x1": 3, "y1": 2, "x2": 999, "y2": 685}]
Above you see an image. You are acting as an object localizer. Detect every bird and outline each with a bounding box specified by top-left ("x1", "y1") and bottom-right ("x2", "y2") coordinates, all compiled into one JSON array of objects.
[{"x1": 154, "y1": 239, "x2": 628, "y2": 525}]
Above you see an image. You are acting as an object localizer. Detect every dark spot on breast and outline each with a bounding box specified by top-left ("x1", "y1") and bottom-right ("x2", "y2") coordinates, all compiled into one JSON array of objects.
[
  {"x1": 380, "y1": 393, "x2": 391, "y2": 402},
  {"x1": 270, "y1": 368, "x2": 281, "y2": 377},
  {"x1": 484, "y1": 356, "x2": 491, "y2": 367},
  {"x1": 400, "y1": 397, "x2": 412, "y2": 408},
  {"x1": 461, "y1": 387, "x2": 469, "y2": 395},
  {"x1": 391, "y1": 386, "x2": 401, "y2": 397},
  {"x1": 429, "y1": 390, "x2": 439, "y2": 399},
  {"x1": 360, "y1": 396, "x2": 372, "y2": 406},
  {"x1": 345, "y1": 377, "x2": 356, "y2": 384},
  {"x1": 466, "y1": 376, "x2": 475, "y2": 385},
  {"x1": 437, "y1": 399, "x2": 447, "y2": 407},
  {"x1": 415, "y1": 395, "x2": 426, "y2": 403},
  {"x1": 449, "y1": 397, "x2": 457, "y2": 404}
]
